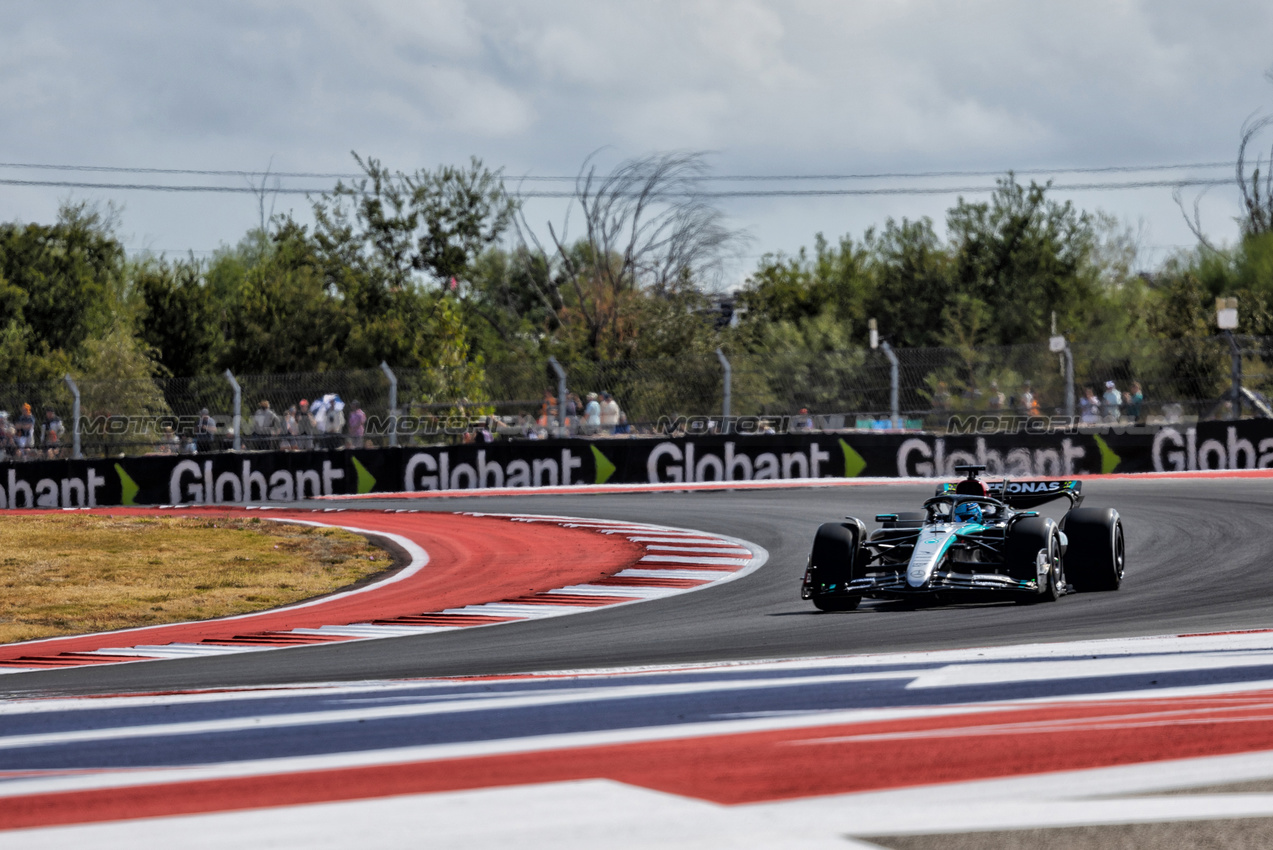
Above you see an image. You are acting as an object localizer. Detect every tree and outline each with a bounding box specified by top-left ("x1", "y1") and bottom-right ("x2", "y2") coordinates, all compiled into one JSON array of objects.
[
  {"x1": 74, "y1": 322, "x2": 171, "y2": 455},
  {"x1": 0, "y1": 202, "x2": 122, "y2": 360},
  {"x1": 863, "y1": 217, "x2": 954, "y2": 348},
  {"x1": 1238, "y1": 115, "x2": 1273, "y2": 237},
  {"x1": 518, "y1": 152, "x2": 745, "y2": 359},
  {"x1": 311, "y1": 153, "x2": 515, "y2": 289},
  {"x1": 134, "y1": 256, "x2": 227, "y2": 377},
  {"x1": 223, "y1": 221, "x2": 353, "y2": 374},
  {"x1": 946, "y1": 176, "x2": 1099, "y2": 345}
]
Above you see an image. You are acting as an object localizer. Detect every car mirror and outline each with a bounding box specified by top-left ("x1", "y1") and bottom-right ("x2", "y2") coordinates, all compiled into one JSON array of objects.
[{"x1": 875, "y1": 514, "x2": 898, "y2": 522}]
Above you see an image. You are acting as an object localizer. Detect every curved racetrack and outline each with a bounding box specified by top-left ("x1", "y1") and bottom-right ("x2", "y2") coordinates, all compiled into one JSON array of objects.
[{"x1": 1, "y1": 476, "x2": 1267, "y2": 698}]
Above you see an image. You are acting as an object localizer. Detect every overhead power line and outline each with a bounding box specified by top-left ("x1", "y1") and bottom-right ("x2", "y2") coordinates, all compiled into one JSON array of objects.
[
  {"x1": 0, "y1": 175, "x2": 1238, "y2": 197},
  {"x1": 0, "y1": 159, "x2": 1239, "y2": 183}
]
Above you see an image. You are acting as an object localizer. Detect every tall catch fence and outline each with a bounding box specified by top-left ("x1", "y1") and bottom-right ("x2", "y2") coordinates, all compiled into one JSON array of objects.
[{"x1": 0, "y1": 335, "x2": 1268, "y2": 460}]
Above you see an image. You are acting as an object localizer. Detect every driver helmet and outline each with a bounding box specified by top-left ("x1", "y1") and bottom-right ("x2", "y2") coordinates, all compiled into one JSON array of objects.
[{"x1": 952, "y1": 501, "x2": 983, "y2": 524}]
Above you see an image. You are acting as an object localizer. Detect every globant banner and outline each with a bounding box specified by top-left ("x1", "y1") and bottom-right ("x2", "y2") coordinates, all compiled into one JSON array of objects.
[{"x1": 0, "y1": 421, "x2": 1270, "y2": 508}]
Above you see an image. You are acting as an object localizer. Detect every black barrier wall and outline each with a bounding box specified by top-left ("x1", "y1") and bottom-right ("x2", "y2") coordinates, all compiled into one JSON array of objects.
[{"x1": 1, "y1": 421, "x2": 1270, "y2": 508}]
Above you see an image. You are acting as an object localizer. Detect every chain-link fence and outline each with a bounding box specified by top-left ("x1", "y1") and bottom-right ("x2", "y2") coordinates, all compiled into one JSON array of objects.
[{"x1": 0, "y1": 336, "x2": 1268, "y2": 460}]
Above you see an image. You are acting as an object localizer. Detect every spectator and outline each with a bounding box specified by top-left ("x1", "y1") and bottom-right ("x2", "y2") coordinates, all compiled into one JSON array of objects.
[
  {"x1": 1124, "y1": 381, "x2": 1144, "y2": 423},
  {"x1": 599, "y1": 391, "x2": 620, "y2": 434},
  {"x1": 295, "y1": 399, "x2": 315, "y2": 451},
  {"x1": 1102, "y1": 380, "x2": 1122, "y2": 423},
  {"x1": 157, "y1": 425, "x2": 179, "y2": 454},
  {"x1": 347, "y1": 400, "x2": 366, "y2": 448},
  {"x1": 564, "y1": 393, "x2": 579, "y2": 435},
  {"x1": 14, "y1": 403, "x2": 34, "y2": 456},
  {"x1": 42, "y1": 407, "x2": 63, "y2": 457},
  {"x1": 282, "y1": 406, "x2": 299, "y2": 451},
  {"x1": 615, "y1": 411, "x2": 630, "y2": 435},
  {"x1": 196, "y1": 407, "x2": 217, "y2": 453},
  {"x1": 1019, "y1": 383, "x2": 1040, "y2": 417},
  {"x1": 1079, "y1": 387, "x2": 1100, "y2": 424},
  {"x1": 584, "y1": 392, "x2": 601, "y2": 434},
  {"x1": 311, "y1": 394, "x2": 345, "y2": 449},
  {"x1": 987, "y1": 381, "x2": 1005, "y2": 411},
  {"x1": 251, "y1": 400, "x2": 281, "y2": 450},
  {"x1": 0, "y1": 411, "x2": 14, "y2": 459},
  {"x1": 538, "y1": 391, "x2": 555, "y2": 428},
  {"x1": 795, "y1": 408, "x2": 813, "y2": 431}
]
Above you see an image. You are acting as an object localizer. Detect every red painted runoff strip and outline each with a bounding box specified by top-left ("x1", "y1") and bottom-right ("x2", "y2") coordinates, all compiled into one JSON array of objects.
[
  {"x1": 9, "y1": 690, "x2": 1273, "y2": 829},
  {"x1": 0, "y1": 509, "x2": 644, "y2": 664}
]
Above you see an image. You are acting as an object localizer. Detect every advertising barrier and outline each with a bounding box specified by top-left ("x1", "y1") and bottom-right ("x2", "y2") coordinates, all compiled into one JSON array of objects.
[{"x1": 2, "y1": 420, "x2": 1271, "y2": 508}]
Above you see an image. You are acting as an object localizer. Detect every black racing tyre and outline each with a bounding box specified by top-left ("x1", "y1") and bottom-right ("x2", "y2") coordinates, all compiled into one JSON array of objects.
[
  {"x1": 1006, "y1": 516, "x2": 1061, "y2": 602},
  {"x1": 807, "y1": 522, "x2": 862, "y2": 612},
  {"x1": 1061, "y1": 508, "x2": 1124, "y2": 592},
  {"x1": 883, "y1": 511, "x2": 927, "y2": 529}
]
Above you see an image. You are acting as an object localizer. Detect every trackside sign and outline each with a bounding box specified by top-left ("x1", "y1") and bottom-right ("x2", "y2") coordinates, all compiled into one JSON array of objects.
[{"x1": 0, "y1": 421, "x2": 1269, "y2": 507}]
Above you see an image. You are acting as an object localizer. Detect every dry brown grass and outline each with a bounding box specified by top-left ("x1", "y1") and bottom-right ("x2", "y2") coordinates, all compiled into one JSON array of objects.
[{"x1": 0, "y1": 514, "x2": 389, "y2": 644}]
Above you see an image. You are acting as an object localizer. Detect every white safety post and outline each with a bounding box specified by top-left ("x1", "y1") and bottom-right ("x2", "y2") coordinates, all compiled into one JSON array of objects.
[
  {"x1": 1217, "y1": 298, "x2": 1241, "y2": 419},
  {"x1": 63, "y1": 374, "x2": 82, "y2": 459},
  {"x1": 380, "y1": 361, "x2": 398, "y2": 447},
  {"x1": 716, "y1": 347, "x2": 731, "y2": 433},
  {"x1": 548, "y1": 357, "x2": 568, "y2": 438},
  {"x1": 880, "y1": 341, "x2": 900, "y2": 429},
  {"x1": 224, "y1": 369, "x2": 241, "y2": 451},
  {"x1": 1050, "y1": 335, "x2": 1074, "y2": 419}
]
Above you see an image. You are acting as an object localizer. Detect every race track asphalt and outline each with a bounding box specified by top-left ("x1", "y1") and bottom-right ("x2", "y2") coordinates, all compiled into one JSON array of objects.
[{"x1": 2, "y1": 476, "x2": 1269, "y2": 698}]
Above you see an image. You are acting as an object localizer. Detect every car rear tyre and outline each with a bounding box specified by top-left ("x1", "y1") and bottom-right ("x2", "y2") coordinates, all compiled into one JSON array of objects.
[{"x1": 1062, "y1": 508, "x2": 1124, "y2": 592}]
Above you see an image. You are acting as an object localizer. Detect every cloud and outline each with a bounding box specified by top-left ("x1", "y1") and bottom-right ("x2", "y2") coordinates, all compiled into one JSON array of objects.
[{"x1": 0, "y1": 0, "x2": 1269, "y2": 261}]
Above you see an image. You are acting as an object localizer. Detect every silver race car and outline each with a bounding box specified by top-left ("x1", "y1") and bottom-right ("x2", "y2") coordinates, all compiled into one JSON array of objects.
[{"x1": 800, "y1": 465, "x2": 1125, "y2": 611}]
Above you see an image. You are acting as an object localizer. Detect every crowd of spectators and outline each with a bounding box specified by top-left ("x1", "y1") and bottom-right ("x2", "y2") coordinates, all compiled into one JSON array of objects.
[
  {"x1": 482, "y1": 389, "x2": 630, "y2": 441},
  {"x1": 0, "y1": 405, "x2": 63, "y2": 460},
  {"x1": 1079, "y1": 380, "x2": 1144, "y2": 425},
  {"x1": 0, "y1": 374, "x2": 1201, "y2": 463},
  {"x1": 930, "y1": 377, "x2": 1147, "y2": 426}
]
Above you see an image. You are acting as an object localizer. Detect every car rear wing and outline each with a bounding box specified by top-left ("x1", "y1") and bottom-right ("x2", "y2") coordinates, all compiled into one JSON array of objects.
[
  {"x1": 994, "y1": 479, "x2": 1083, "y2": 509},
  {"x1": 934, "y1": 479, "x2": 1083, "y2": 509}
]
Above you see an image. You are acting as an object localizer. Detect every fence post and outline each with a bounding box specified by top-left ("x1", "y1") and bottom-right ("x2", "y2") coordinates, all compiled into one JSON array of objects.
[
  {"x1": 223, "y1": 369, "x2": 241, "y2": 452},
  {"x1": 716, "y1": 348, "x2": 731, "y2": 433},
  {"x1": 1226, "y1": 332, "x2": 1242, "y2": 419},
  {"x1": 63, "y1": 374, "x2": 82, "y2": 459},
  {"x1": 548, "y1": 357, "x2": 568, "y2": 439},
  {"x1": 880, "y1": 342, "x2": 900, "y2": 429},
  {"x1": 1050, "y1": 336, "x2": 1075, "y2": 420},
  {"x1": 1063, "y1": 346, "x2": 1075, "y2": 421},
  {"x1": 379, "y1": 362, "x2": 398, "y2": 447}
]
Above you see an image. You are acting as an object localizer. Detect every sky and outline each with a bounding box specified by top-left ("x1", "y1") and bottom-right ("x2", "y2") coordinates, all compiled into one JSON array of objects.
[{"x1": 2, "y1": 0, "x2": 1272, "y2": 286}]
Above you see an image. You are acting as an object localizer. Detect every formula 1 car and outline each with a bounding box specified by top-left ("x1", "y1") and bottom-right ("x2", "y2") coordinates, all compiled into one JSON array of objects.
[{"x1": 800, "y1": 465, "x2": 1125, "y2": 611}]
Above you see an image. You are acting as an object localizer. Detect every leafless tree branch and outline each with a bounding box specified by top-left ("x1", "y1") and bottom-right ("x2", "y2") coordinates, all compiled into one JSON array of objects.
[
  {"x1": 1172, "y1": 186, "x2": 1222, "y2": 254},
  {"x1": 1238, "y1": 115, "x2": 1273, "y2": 236},
  {"x1": 515, "y1": 151, "x2": 747, "y2": 357}
]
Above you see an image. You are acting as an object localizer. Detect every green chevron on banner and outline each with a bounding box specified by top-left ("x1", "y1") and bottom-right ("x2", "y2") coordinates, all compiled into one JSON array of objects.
[
  {"x1": 114, "y1": 464, "x2": 139, "y2": 506},
  {"x1": 591, "y1": 445, "x2": 617, "y2": 484},
  {"x1": 838, "y1": 439, "x2": 867, "y2": 477},
  {"x1": 1093, "y1": 434, "x2": 1122, "y2": 474},
  {"x1": 351, "y1": 456, "x2": 377, "y2": 494}
]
